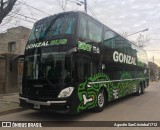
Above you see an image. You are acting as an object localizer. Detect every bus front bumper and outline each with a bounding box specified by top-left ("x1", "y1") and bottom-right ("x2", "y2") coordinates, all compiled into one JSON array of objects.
[{"x1": 19, "y1": 97, "x2": 72, "y2": 113}]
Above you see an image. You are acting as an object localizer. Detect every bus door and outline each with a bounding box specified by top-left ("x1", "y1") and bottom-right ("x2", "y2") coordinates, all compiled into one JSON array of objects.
[{"x1": 73, "y1": 54, "x2": 99, "y2": 83}]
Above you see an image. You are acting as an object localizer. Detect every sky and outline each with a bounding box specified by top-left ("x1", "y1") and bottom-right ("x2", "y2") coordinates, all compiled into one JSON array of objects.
[{"x1": 1, "y1": 0, "x2": 160, "y2": 66}]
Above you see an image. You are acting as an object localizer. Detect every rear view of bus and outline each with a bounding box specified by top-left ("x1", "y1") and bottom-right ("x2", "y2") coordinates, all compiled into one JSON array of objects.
[{"x1": 19, "y1": 11, "x2": 149, "y2": 114}]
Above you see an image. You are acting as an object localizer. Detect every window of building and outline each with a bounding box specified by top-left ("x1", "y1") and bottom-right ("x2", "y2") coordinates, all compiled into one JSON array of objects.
[{"x1": 8, "y1": 42, "x2": 16, "y2": 53}]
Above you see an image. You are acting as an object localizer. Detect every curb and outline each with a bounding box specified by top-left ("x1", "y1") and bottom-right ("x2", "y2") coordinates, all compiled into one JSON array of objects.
[
  {"x1": 0, "y1": 93, "x2": 19, "y2": 97},
  {"x1": 0, "y1": 108, "x2": 27, "y2": 116}
]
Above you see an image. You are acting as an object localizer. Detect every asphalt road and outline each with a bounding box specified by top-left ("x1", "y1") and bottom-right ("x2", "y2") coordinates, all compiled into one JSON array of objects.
[{"x1": 0, "y1": 81, "x2": 160, "y2": 128}]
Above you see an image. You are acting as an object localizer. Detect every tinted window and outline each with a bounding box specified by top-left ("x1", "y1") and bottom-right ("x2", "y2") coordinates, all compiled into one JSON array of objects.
[
  {"x1": 88, "y1": 20, "x2": 103, "y2": 43},
  {"x1": 78, "y1": 16, "x2": 87, "y2": 40},
  {"x1": 78, "y1": 15, "x2": 103, "y2": 43},
  {"x1": 74, "y1": 54, "x2": 98, "y2": 82},
  {"x1": 104, "y1": 31, "x2": 116, "y2": 48},
  {"x1": 115, "y1": 36, "x2": 124, "y2": 51},
  {"x1": 28, "y1": 14, "x2": 76, "y2": 41},
  {"x1": 50, "y1": 17, "x2": 75, "y2": 35},
  {"x1": 124, "y1": 41, "x2": 132, "y2": 54}
]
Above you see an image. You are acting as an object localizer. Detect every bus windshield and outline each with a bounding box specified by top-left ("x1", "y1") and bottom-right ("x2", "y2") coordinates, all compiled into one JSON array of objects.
[
  {"x1": 28, "y1": 14, "x2": 76, "y2": 42},
  {"x1": 24, "y1": 48, "x2": 71, "y2": 84}
]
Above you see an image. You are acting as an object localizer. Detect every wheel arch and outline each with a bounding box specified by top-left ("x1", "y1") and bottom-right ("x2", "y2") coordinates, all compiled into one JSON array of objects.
[{"x1": 100, "y1": 86, "x2": 108, "y2": 102}]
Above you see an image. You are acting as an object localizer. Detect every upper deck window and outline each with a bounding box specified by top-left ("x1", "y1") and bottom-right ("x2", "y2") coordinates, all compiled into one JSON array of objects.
[
  {"x1": 28, "y1": 14, "x2": 76, "y2": 42},
  {"x1": 104, "y1": 31, "x2": 116, "y2": 48},
  {"x1": 78, "y1": 15, "x2": 103, "y2": 43},
  {"x1": 78, "y1": 17, "x2": 87, "y2": 40},
  {"x1": 88, "y1": 20, "x2": 102, "y2": 43}
]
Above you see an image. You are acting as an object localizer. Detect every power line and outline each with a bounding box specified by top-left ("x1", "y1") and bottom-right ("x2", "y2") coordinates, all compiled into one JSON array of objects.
[
  {"x1": 18, "y1": 0, "x2": 51, "y2": 16},
  {"x1": 10, "y1": 11, "x2": 37, "y2": 21},
  {"x1": 20, "y1": 0, "x2": 34, "y2": 17},
  {"x1": 87, "y1": 5, "x2": 101, "y2": 22},
  {"x1": 9, "y1": 15, "x2": 35, "y2": 23}
]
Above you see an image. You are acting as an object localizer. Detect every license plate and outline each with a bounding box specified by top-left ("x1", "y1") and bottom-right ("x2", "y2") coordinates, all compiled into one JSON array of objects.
[{"x1": 34, "y1": 104, "x2": 40, "y2": 109}]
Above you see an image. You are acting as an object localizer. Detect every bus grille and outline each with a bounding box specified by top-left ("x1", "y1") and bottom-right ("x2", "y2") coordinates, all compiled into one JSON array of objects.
[{"x1": 24, "y1": 84, "x2": 60, "y2": 101}]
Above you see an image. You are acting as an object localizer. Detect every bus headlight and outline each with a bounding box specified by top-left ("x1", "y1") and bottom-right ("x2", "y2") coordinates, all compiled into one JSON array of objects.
[{"x1": 58, "y1": 87, "x2": 74, "y2": 98}]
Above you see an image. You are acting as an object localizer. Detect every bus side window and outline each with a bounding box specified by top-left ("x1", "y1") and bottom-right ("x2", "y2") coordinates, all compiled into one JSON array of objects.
[
  {"x1": 77, "y1": 56, "x2": 84, "y2": 81},
  {"x1": 78, "y1": 17, "x2": 87, "y2": 40},
  {"x1": 124, "y1": 41, "x2": 132, "y2": 54},
  {"x1": 75, "y1": 55, "x2": 92, "y2": 81},
  {"x1": 115, "y1": 36, "x2": 124, "y2": 52},
  {"x1": 91, "y1": 61, "x2": 98, "y2": 76},
  {"x1": 83, "y1": 57, "x2": 91, "y2": 79},
  {"x1": 104, "y1": 31, "x2": 115, "y2": 48},
  {"x1": 88, "y1": 20, "x2": 103, "y2": 43}
]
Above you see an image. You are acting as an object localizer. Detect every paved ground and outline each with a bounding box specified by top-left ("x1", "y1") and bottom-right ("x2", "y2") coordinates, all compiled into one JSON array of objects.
[
  {"x1": 0, "y1": 93, "x2": 23, "y2": 115},
  {"x1": 0, "y1": 81, "x2": 160, "y2": 129}
]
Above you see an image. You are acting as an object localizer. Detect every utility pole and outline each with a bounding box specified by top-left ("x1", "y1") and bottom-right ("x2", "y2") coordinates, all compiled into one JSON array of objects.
[{"x1": 84, "y1": 0, "x2": 87, "y2": 13}]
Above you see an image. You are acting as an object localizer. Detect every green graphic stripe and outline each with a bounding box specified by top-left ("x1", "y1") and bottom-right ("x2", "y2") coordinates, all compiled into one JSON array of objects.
[{"x1": 77, "y1": 72, "x2": 143, "y2": 112}]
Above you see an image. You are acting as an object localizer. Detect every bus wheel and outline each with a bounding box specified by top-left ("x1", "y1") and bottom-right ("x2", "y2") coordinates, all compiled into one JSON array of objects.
[
  {"x1": 93, "y1": 90, "x2": 106, "y2": 112},
  {"x1": 136, "y1": 84, "x2": 142, "y2": 96},
  {"x1": 141, "y1": 82, "x2": 144, "y2": 94}
]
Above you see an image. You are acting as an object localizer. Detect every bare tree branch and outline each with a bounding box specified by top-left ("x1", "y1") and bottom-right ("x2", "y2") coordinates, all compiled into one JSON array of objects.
[
  {"x1": 58, "y1": 0, "x2": 68, "y2": 12},
  {"x1": 121, "y1": 32, "x2": 129, "y2": 39},
  {"x1": 121, "y1": 32, "x2": 151, "y2": 48},
  {"x1": 0, "y1": 0, "x2": 17, "y2": 24},
  {"x1": 136, "y1": 34, "x2": 151, "y2": 48}
]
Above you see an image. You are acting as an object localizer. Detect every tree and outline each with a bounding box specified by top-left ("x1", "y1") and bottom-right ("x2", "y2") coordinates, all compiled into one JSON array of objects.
[
  {"x1": 121, "y1": 32, "x2": 151, "y2": 48},
  {"x1": 0, "y1": 0, "x2": 17, "y2": 24},
  {"x1": 135, "y1": 34, "x2": 151, "y2": 48},
  {"x1": 58, "y1": 0, "x2": 68, "y2": 12}
]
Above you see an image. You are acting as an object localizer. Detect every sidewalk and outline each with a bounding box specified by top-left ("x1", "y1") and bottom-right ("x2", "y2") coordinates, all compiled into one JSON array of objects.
[{"x1": 0, "y1": 93, "x2": 25, "y2": 116}]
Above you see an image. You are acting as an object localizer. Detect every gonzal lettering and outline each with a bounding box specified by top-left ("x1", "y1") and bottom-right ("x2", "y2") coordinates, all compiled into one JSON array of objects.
[{"x1": 113, "y1": 51, "x2": 136, "y2": 65}]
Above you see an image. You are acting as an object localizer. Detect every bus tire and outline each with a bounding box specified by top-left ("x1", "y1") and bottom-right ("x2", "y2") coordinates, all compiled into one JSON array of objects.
[
  {"x1": 93, "y1": 89, "x2": 106, "y2": 112},
  {"x1": 141, "y1": 82, "x2": 144, "y2": 94},
  {"x1": 136, "y1": 84, "x2": 142, "y2": 96}
]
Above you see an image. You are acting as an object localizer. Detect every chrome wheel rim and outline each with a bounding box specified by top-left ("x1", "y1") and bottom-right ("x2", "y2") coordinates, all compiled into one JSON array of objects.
[{"x1": 98, "y1": 92, "x2": 104, "y2": 107}]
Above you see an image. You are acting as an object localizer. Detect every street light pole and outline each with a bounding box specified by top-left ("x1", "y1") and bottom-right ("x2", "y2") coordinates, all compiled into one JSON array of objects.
[{"x1": 127, "y1": 28, "x2": 149, "y2": 37}]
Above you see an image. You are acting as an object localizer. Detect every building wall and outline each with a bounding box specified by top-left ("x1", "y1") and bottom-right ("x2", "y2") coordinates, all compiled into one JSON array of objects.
[
  {"x1": 0, "y1": 33, "x2": 7, "y2": 54},
  {"x1": 0, "y1": 26, "x2": 31, "y2": 94},
  {"x1": 0, "y1": 26, "x2": 31, "y2": 55},
  {"x1": 5, "y1": 56, "x2": 19, "y2": 93},
  {"x1": 0, "y1": 57, "x2": 5, "y2": 94}
]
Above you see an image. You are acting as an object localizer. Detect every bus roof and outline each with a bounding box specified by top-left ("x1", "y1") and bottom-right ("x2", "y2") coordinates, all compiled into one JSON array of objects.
[{"x1": 35, "y1": 11, "x2": 147, "y2": 54}]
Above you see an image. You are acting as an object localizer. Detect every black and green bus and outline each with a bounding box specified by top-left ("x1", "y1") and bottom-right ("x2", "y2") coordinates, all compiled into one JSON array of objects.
[{"x1": 19, "y1": 11, "x2": 149, "y2": 114}]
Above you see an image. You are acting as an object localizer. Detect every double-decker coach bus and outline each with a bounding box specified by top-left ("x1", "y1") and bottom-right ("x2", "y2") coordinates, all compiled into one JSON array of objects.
[{"x1": 19, "y1": 11, "x2": 149, "y2": 114}]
